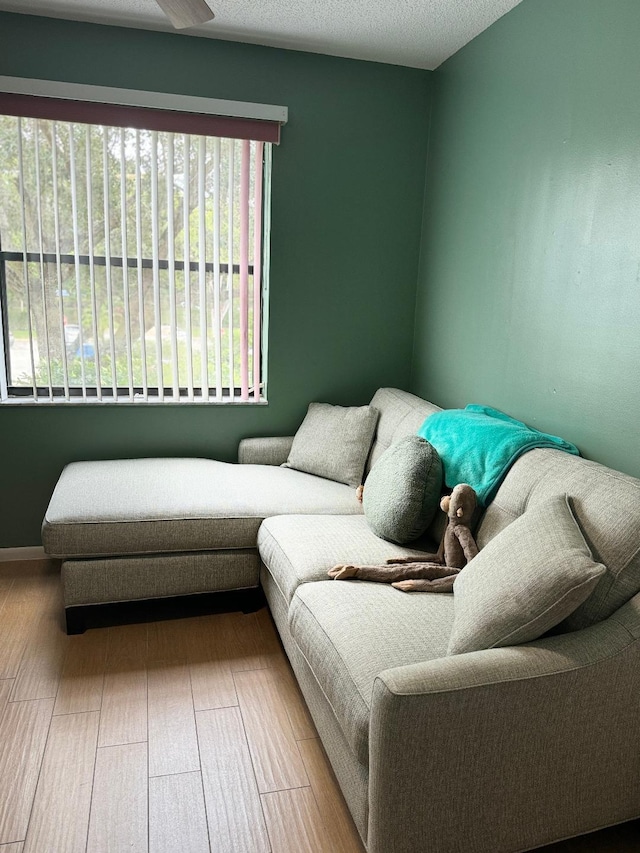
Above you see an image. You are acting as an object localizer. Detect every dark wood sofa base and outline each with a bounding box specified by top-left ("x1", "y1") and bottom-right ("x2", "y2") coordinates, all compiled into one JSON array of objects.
[{"x1": 64, "y1": 586, "x2": 266, "y2": 634}]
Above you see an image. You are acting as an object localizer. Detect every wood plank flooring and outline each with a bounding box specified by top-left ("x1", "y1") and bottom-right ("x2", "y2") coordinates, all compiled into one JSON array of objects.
[
  {"x1": 0, "y1": 558, "x2": 639, "y2": 852},
  {"x1": 0, "y1": 559, "x2": 363, "y2": 853}
]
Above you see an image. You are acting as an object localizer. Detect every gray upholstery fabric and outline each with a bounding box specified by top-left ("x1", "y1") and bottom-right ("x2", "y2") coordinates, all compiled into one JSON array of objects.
[
  {"x1": 62, "y1": 549, "x2": 259, "y2": 606},
  {"x1": 257, "y1": 514, "x2": 438, "y2": 605},
  {"x1": 448, "y1": 494, "x2": 606, "y2": 654},
  {"x1": 260, "y1": 565, "x2": 369, "y2": 842},
  {"x1": 476, "y1": 448, "x2": 640, "y2": 630},
  {"x1": 367, "y1": 593, "x2": 640, "y2": 853},
  {"x1": 363, "y1": 436, "x2": 442, "y2": 544},
  {"x1": 40, "y1": 386, "x2": 640, "y2": 853},
  {"x1": 366, "y1": 387, "x2": 441, "y2": 474},
  {"x1": 284, "y1": 403, "x2": 378, "y2": 487},
  {"x1": 288, "y1": 581, "x2": 453, "y2": 764},
  {"x1": 238, "y1": 436, "x2": 295, "y2": 466},
  {"x1": 42, "y1": 458, "x2": 362, "y2": 558}
]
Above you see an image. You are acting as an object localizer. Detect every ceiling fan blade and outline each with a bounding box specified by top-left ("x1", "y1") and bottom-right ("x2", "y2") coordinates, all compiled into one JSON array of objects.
[{"x1": 155, "y1": 0, "x2": 214, "y2": 29}]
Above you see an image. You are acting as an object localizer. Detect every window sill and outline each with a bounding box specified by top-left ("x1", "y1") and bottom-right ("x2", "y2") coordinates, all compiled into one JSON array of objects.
[{"x1": 0, "y1": 396, "x2": 268, "y2": 407}]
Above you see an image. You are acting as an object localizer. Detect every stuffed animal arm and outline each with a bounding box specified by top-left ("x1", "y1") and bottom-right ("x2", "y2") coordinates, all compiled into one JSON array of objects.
[{"x1": 452, "y1": 523, "x2": 479, "y2": 563}]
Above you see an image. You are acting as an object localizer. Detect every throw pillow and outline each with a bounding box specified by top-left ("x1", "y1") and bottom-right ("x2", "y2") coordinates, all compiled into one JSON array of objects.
[
  {"x1": 447, "y1": 494, "x2": 607, "y2": 655},
  {"x1": 363, "y1": 436, "x2": 443, "y2": 544},
  {"x1": 284, "y1": 402, "x2": 379, "y2": 487}
]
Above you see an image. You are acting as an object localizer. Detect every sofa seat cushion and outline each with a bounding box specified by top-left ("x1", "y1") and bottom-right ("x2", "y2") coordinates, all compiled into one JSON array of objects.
[
  {"x1": 43, "y1": 458, "x2": 362, "y2": 558},
  {"x1": 289, "y1": 581, "x2": 454, "y2": 764},
  {"x1": 258, "y1": 514, "x2": 438, "y2": 605}
]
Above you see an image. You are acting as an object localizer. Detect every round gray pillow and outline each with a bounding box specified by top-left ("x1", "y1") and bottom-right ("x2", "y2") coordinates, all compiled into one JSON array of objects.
[{"x1": 363, "y1": 435, "x2": 442, "y2": 544}]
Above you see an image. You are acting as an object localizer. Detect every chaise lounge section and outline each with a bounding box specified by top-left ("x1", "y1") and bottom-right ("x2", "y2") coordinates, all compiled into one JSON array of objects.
[{"x1": 42, "y1": 388, "x2": 437, "y2": 632}]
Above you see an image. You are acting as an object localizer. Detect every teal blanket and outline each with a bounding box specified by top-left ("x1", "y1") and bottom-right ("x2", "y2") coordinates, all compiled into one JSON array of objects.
[{"x1": 418, "y1": 404, "x2": 579, "y2": 506}]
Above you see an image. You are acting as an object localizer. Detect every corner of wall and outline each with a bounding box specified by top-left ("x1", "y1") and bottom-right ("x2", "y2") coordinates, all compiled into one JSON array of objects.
[{"x1": 408, "y1": 72, "x2": 436, "y2": 396}]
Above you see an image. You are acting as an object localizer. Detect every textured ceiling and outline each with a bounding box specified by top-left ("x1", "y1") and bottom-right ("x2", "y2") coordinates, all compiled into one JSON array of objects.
[{"x1": 0, "y1": 0, "x2": 523, "y2": 69}]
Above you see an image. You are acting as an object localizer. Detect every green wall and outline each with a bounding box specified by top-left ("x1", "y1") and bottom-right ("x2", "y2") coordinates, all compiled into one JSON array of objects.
[
  {"x1": 0, "y1": 13, "x2": 431, "y2": 546},
  {"x1": 412, "y1": 0, "x2": 640, "y2": 477}
]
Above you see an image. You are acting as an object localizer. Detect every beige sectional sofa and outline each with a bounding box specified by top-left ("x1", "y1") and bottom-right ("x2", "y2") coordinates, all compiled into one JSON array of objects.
[{"x1": 42, "y1": 388, "x2": 640, "y2": 853}]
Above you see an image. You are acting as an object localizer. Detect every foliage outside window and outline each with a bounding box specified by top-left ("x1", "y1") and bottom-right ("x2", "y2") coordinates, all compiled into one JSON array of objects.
[{"x1": 0, "y1": 112, "x2": 271, "y2": 403}]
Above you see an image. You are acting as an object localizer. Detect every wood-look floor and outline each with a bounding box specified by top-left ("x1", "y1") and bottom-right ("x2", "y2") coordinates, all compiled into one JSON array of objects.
[{"x1": 0, "y1": 559, "x2": 639, "y2": 853}]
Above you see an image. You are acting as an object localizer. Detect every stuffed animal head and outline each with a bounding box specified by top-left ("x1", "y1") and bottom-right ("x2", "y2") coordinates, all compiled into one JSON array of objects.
[{"x1": 440, "y1": 483, "x2": 477, "y2": 525}]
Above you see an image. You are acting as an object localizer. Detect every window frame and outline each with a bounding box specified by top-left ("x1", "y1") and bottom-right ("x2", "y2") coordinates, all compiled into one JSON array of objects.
[{"x1": 0, "y1": 77, "x2": 284, "y2": 405}]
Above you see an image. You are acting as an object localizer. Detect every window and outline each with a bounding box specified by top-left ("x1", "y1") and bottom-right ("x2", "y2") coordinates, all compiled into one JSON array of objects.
[{"x1": 0, "y1": 80, "x2": 285, "y2": 403}]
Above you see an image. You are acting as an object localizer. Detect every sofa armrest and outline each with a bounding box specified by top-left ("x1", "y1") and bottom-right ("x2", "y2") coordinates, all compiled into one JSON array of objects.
[
  {"x1": 367, "y1": 603, "x2": 640, "y2": 853},
  {"x1": 238, "y1": 436, "x2": 295, "y2": 466}
]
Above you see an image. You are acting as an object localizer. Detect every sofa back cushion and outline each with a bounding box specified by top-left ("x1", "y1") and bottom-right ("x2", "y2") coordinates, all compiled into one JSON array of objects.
[
  {"x1": 448, "y1": 494, "x2": 606, "y2": 654},
  {"x1": 477, "y1": 448, "x2": 640, "y2": 629},
  {"x1": 284, "y1": 402, "x2": 378, "y2": 487},
  {"x1": 366, "y1": 388, "x2": 441, "y2": 475}
]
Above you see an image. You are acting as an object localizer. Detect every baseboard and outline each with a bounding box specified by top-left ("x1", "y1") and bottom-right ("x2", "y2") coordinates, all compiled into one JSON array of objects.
[{"x1": 0, "y1": 545, "x2": 47, "y2": 562}]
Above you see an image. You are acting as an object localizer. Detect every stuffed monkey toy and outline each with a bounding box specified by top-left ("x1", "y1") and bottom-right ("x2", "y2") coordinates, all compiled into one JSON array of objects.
[{"x1": 328, "y1": 483, "x2": 479, "y2": 593}]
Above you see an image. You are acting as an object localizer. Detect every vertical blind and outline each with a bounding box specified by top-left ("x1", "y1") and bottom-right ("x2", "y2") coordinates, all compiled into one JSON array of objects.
[{"x1": 0, "y1": 92, "x2": 275, "y2": 403}]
